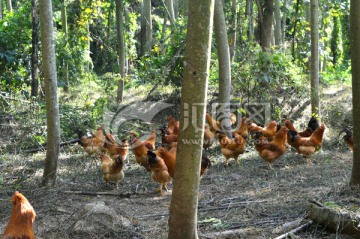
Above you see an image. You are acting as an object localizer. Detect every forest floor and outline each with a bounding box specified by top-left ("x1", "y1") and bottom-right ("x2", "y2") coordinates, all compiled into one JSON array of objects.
[{"x1": 1, "y1": 83, "x2": 359, "y2": 239}]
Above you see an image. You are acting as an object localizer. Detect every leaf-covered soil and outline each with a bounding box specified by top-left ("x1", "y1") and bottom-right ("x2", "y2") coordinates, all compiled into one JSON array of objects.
[{"x1": 1, "y1": 84, "x2": 359, "y2": 239}]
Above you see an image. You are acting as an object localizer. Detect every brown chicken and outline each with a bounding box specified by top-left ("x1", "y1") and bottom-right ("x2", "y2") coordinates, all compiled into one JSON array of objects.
[
  {"x1": 216, "y1": 132, "x2": 246, "y2": 166},
  {"x1": 200, "y1": 155, "x2": 212, "y2": 176},
  {"x1": 160, "y1": 127, "x2": 178, "y2": 144},
  {"x1": 340, "y1": 128, "x2": 354, "y2": 151},
  {"x1": 230, "y1": 113, "x2": 237, "y2": 125},
  {"x1": 203, "y1": 125, "x2": 215, "y2": 149},
  {"x1": 128, "y1": 131, "x2": 153, "y2": 171},
  {"x1": 100, "y1": 153, "x2": 125, "y2": 189},
  {"x1": 247, "y1": 120, "x2": 278, "y2": 140},
  {"x1": 166, "y1": 116, "x2": 180, "y2": 135},
  {"x1": 231, "y1": 117, "x2": 249, "y2": 139},
  {"x1": 2, "y1": 191, "x2": 36, "y2": 239},
  {"x1": 254, "y1": 126, "x2": 288, "y2": 169},
  {"x1": 78, "y1": 126, "x2": 105, "y2": 155},
  {"x1": 206, "y1": 113, "x2": 222, "y2": 132},
  {"x1": 147, "y1": 150, "x2": 172, "y2": 195},
  {"x1": 145, "y1": 130, "x2": 157, "y2": 150},
  {"x1": 287, "y1": 123, "x2": 326, "y2": 164},
  {"x1": 157, "y1": 146, "x2": 176, "y2": 178},
  {"x1": 104, "y1": 134, "x2": 129, "y2": 162},
  {"x1": 284, "y1": 119, "x2": 313, "y2": 138}
]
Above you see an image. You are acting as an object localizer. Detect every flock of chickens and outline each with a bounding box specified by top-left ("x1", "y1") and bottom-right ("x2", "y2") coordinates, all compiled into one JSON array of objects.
[
  {"x1": 1, "y1": 113, "x2": 355, "y2": 239},
  {"x1": 75, "y1": 112, "x2": 355, "y2": 197}
]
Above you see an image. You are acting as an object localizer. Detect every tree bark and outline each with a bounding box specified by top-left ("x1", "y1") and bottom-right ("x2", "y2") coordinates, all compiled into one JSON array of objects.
[
  {"x1": 39, "y1": 0, "x2": 60, "y2": 187},
  {"x1": 6, "y1": 0, "x2": 11, "y2": 12},
  {"x1": 274, "y1": 0, "x2": 281, "y2": 45},
  {"x1": 246, "y1": 0, "x2": 254, "y2": 40},
  {"x1": 258, "y1": 0, "x2": 274, "y2": 50},
  {"x1": 165, "y1": 0, "x2": 176, "y2": 25},
  {"x1": 116, "y1": 0, "x2": 125, "y2": 102},
  {"x1": 350, "y1": 0, "x2": 360, "y2": 186},
  {"x1": 229, "y1": 0, "x2": 237, "y2": 62},
  {"x1": 281, "y1": 0, "x2": 287, "y2": 44},
  {"x1": 61, "y1": 0, "x2": 69, "y2": 92},
  {"x1": 291, "y1": 0, "x2": 301, "y2": 61},
  {"x1": 168, "y1": 0, "x2": 214, "y2": 238},
  {"x1": 0, "y1": 0, "x2": 3, "y2": 19},
  {"x1": 140, "y1": 0, "x2": 152, "y2": 56},
  {"x1": 31, "y1": 0, "x2": 39, "y2": 97},
  {"x1": 310, "y1": 0, "x2": 320, "y2": 117},
  {"x1": 214, "y1": 0, "x2": 232, "y2": 138}
]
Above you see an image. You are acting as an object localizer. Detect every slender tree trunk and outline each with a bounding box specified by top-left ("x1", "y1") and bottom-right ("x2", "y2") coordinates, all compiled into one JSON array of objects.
[
  {"x1": 116, "y1": 0, "x2": 125, "y2": 102},
  {"x1": 229, "y1": 0, "x2": 237, "y2": 62},
  {"x1": 214, "y1": 0, "x2": 232, "y2": 138},
  {"x1": 173, "y1": 0, "x2": 178, "y2": 19},
  {"x1": 61, "y1": 1, "x2": 69, "y2": 92},
  {"x1": 274, "y1": 0, "x2": 281, "y2": 45},
  {"x1": 39, "y1": 0, "x2": 60, "y2": 187},
  {"x1": 161, "y1": 9, "x2": 168, "y2": 45},
  {"x1": 350, "y1": 0, "x2": 360, "y2": 186},
  {"x1": 168, "y1": 0, "x2": 214, "y2": 238},
  {"x1": 140, "y1": 0, "x2": 152, "y2": 56},
  {"x1": 31, "y1": 0, "x2": 39, "y2": 97},
  {"x1": 0, "y1": 0, "x2": 3, "y2": 20},
  {"x1": 85, "y1": 22, "x2": 91, "y2": 72},
  {"x1": 258, "y1": 0, "x2": 274, "y2": 50},
  {"x1": 165, "y1": 0, "x2": 176, "y2": 25},
  {"x1": 291, "y1": 0, "x2": 301, "y2": 61},
  {"x1": 247, "y1": 0, "x2": 254, "y2": 40},
  {"x1": 310, "y1": 0, "x2": 320, "y2": 117},
  {"x1": 282, "y1": 0, "x2": 287, "y2": 44},
  {"x1": 6, "y1": 0, "x2": 11, "y2": 12}
]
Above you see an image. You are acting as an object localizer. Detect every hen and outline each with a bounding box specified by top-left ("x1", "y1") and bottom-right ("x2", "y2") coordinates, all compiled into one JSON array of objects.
[
  {"x1": 78, "y1": 126, "x2": 105, "y2": 155},
  {"x1": 203, "y1": 125, "x2": 215, "y2": 149},
  {"x1": 104, "y1": 134, "x2": 129, "y2": 162},
  {"x1": 147, "y1": 150, "x2": 172, "y2": 195},
  {"x1": 247, "y1": 120, "x2": 278, "y2": 140},
  {"x1": 216, "y1": 131, "x2": 246, "y2": 166},
  {"x1": 100, "y1": 153, "x2": 125, "y2": 189},
  {"x1": 128, "y1": 131, "x2": 154, "y2": 171},
  {"x1": 160, "y1": 127, "x2": 178, "y2": 145},
  {"x1": 156, "y1": 146, "x2": 176, "y2": 178},
  {"x1": 284, "y1": 116, "x2": 320, "y2": 138},
  {"x1": 231, "y1": 117, "x2": 248, "y2": 139},
  {"x1": 287, "y1": 123, "x2": 326, "y2": 164},
  {"x1": 254, "y1": 126, "x2": 288, "y2": 169},
  {"x1": 2, "y1": 191, "x2": 36, "y2": 239},
  {"x1": 206, "y1": 113, "x2": 222, "y2": 132},
  {"x1": 200, "y1": 155, "x2": 212, "y2": 176},
  {"x1": 340, "y1": 128, "x2": 354, "y2": 151}
]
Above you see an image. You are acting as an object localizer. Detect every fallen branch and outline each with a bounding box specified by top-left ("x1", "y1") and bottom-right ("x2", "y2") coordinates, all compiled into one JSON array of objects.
[
  {"x1": 62, "y1": 190, "x2": 132, "y2": 198},
  {"x1": 308, "y1": 198, "x2": 325, "y2": 207},
  {"x1": 308, "y1": 201, "x2": 360, "y2": 238},
  {"x1": 274, "y1": 221, "x2": 313, "y2": 239},
  {"x1": 22, "y1": 138, "x2": 80, "y2": 154},
  {"x1": 200, "y1": 227, "x2": 260, "y2": 239}
]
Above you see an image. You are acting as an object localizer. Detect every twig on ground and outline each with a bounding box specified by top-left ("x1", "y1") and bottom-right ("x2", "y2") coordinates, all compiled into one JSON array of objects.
[{"x1": 274, "y1": 221, "x2": 313, "y2": 239}]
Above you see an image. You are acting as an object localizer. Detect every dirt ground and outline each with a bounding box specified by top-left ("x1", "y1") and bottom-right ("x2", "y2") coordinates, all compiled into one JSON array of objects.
[
  {"x1": 0, "y1": 130, "x2": 358, "y2": 239},
  {"x1": 1, "y1": 85, "x2": 359, "y2": 239}
]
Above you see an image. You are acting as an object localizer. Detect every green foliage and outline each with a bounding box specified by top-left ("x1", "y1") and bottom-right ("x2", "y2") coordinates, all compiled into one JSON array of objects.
[
  {"x1": 330, "y1": 14, "x2": 343, "y2": 66},
  {"x1": 0, "y1": 1, "x2": 32, "y2": 92}
]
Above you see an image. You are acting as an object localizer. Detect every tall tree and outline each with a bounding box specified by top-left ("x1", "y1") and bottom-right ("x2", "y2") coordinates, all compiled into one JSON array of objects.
[
  {"x1": 274, "y1": 0, "x2": 281, "y2": 45},
  {"x1": 256, "y1": 0, "x2": 274, "y2": 49},
  {"x1": 140, "y1": 0, "x2": 152, "y2": 56},
  {"x1": 39, "y1": 0, "x2": 60, "y2": 186},
  {"x1": 350, "y1": 0, "x2": 360, "y2": 186},
  {"x1": 214, "y1": 0, "x2": 232, "y2": 137},
  {"x1": 165, "y1": 0, "x2": 176, "y2": 25},
  {"x1": 6, "y1": 0, "x2": 11, "y2": 12},
  {"x1": 168, "y1": 0, "x2": 214, "y2": 238},
  {"x1": 0, "y1": 0, "x2": 3, "y2": 20},
  {"x1": 115, "y1": 0, "x2": 125, "y2": 102},
  {"x1": 229, "y1": 0, "x2": 237, "y2": 61},
  {"x1": 281, "y1": 0, "x2": 287, "y2": 43},
  {"x1": 310, "y1": 0, "x2": 320, "y2": 117},
  {"x1": 61, "y1": 0, "x2": 69, "y2": 92},
  {"x1": 31, "y1": 0, "x2": 39, "y2": 97},
  {"x1": 246, "y1": 0, "x2": 254, "y2": 40}
]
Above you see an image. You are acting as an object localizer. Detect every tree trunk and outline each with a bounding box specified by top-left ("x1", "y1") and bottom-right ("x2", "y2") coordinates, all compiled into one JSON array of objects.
[
  {"x1": 31, "y1": 0, "x2": 39, "y2": 97},
  {"x1": 291, "y1": 0, "x2": 301, "y2": 61},
  {"x1": 214, "y1": 0, "x2": 232, "y2": 138},
  {"x1": 310, "y1": 0, "x2": 320, "y2": 117},
  {"x1": 281, "y1": 0, "x2": 287, "y2": 44},
  {"x1": 350, "y1": 0, "x2": 360, "y2": 186},
  {"x1": 274, "y1": 0, "x2": 281, "y2": 45},
  {"x1": 168, "y1": 0, "x2": 214, "y2": 238},
  {"x1": 39, "y1": 0, "x2": 60, "y2": 187},
  {"x1": 140, "y1": 0, "x2": 152, "y2": 56},
  {"x1": 259, "y1": 0, "x2": 274, "y2": 50},
  {"x1": 61, "y1": 0, "x2": 69, "y2": 92},
  {"x1": 85, "y1": 22, "x2": 91, "y2": 72},
  {"x1": 6, "y1": 0, "x2": 11, "y2": 12},
  {"x1": 165, "y1": 0, "x2": 176, "y2": 25},
  {"x1": 116, "y1": 0, "x2": 125, "y2": 102},
  {"x1": 162, "y1": 8, "x2": 168, "y2": 42},
  {"x1": 0, "y1": 0, "x2": 3, "y2": 19},
  {"x1": 229, "y1": 0, "x2": 237, "y2": 62},
  {"x1": 246, "y1": 0, "x2": 254, "y2": 40}
]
